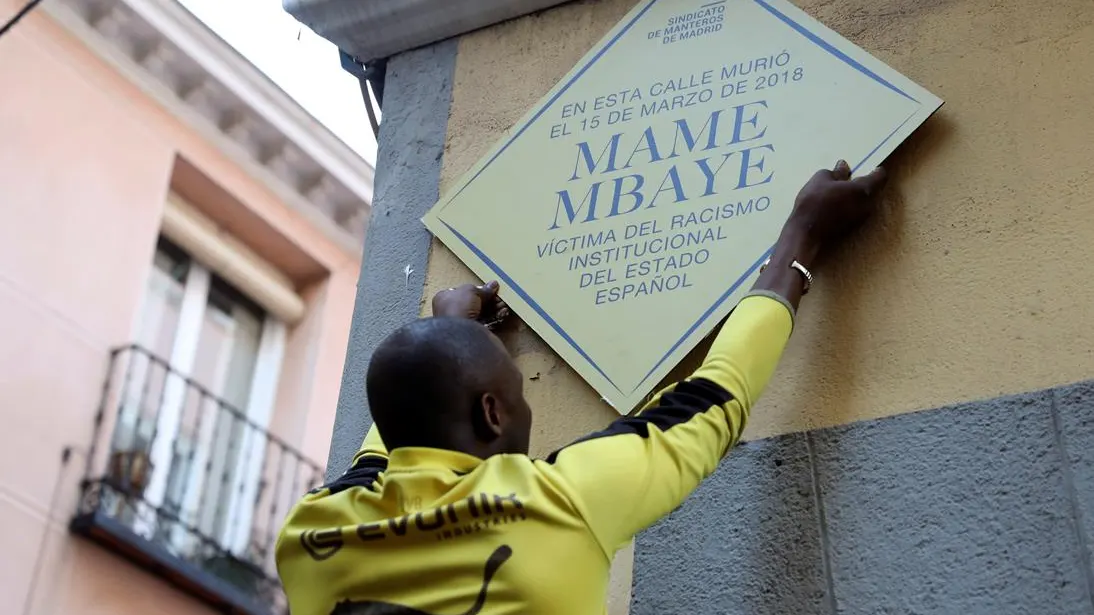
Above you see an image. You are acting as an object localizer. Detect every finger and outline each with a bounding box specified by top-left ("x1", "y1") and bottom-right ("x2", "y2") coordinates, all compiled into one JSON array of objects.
[
  {"x1": 833, "y1": 159, "x2": 852, "y2": 181},
  {"x1": 851, "y1": 166, "x2": 888, "y2": 196},
  {"x1": 473, "y1": 280, "x2": 500, "y2": 298}
]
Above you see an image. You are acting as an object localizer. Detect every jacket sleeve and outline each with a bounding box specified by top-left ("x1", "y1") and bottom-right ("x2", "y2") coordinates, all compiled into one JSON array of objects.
[{"x1": 541, "y1": 294, "x2": 793, "y2": 554}]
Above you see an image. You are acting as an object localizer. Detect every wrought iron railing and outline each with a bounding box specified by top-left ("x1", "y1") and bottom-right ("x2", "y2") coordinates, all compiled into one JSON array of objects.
[{"x1": 73, "y1": 344, "x2": 324, "y2": 614}]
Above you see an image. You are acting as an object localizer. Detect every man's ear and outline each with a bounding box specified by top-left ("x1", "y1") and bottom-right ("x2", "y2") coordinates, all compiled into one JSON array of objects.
[{"x1": 473, "y1": 392, "x2": 505, "y2": 441}]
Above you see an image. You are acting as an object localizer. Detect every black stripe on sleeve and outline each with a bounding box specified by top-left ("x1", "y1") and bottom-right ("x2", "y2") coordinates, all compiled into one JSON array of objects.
[
  {"x1": 544, "y1": 377, "x2": 733, "y2": 464},
  {"x1": 313, "y1": 455, "x2": 388, "y2": 495}
]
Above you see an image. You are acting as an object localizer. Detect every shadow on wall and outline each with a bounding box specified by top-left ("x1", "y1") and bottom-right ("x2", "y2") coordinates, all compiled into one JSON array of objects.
[
  {"x1": 792, "y1": 110, "x2": 954, "y2": 427},
  {"x1": 653, "y1": 112, "x2": 954, "y2": 419},
  {"x1": 631, "y1": 119, "x2": 956, "y2": 615}
]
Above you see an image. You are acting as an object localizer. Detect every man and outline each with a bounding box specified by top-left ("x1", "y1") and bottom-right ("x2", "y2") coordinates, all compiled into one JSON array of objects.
[{"x1": 276, "y1": 161, "x2": 888, "y2": 615}]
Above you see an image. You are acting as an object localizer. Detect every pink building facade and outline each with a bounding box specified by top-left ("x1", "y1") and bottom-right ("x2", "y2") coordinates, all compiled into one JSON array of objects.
[{"x1": 0, "y1": 0, "x2": 372, "y2": 613}]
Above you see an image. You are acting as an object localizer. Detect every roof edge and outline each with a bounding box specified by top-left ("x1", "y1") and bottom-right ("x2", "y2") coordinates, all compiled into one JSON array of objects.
[
  {"x1": 285, "y1": 0, "x2": 571, "y2": 64},
  {"x1": 43, "y1": 0, "x2": 373, "y2": 252}
]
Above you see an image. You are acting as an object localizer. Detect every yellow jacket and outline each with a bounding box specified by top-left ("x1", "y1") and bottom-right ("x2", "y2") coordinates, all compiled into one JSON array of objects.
[{"x1": 276, "y1": 294, "x2": 793, "y2": 615}]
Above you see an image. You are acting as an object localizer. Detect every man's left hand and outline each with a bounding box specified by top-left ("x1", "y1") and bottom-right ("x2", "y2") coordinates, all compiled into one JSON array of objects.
[{"x1": 432, "y1": 281, "x2": 510, "y2": 327}]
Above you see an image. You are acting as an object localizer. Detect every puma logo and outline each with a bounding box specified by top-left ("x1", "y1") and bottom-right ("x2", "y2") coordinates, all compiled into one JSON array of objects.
[{"x1": 329, "y1": 545, "x2": 513, "y2": 615}]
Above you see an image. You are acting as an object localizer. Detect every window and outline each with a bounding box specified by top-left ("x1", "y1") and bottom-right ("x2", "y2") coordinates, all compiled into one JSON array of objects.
[
  {"x1": 74, "y1": 194, "x2": 322, "y2": 615},
  {"x1": 114, "y1": 236, "x2": 287, "y2": 558}
]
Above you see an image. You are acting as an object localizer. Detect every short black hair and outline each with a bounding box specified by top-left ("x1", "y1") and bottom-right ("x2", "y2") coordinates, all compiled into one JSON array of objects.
[{"x1": 365, "y1": 317, "x2": 511, "y2": 450}]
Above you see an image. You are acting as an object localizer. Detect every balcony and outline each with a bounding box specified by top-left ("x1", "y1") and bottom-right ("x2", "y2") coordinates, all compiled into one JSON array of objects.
[{"x1": 72, "y1": 345, "x2": 324, "y2": 615}]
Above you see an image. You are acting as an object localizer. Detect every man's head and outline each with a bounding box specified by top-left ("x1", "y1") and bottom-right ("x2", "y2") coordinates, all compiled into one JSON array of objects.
[{"x1": 366, "y1": 317, "x2": 532, "y2": 458}]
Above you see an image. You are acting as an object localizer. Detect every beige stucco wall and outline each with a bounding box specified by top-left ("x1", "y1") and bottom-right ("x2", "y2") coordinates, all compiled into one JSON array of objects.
[
  {"x1": 0, "y1": 4, "x2": 360, "y2": 613},
  {"x1": 423, "y1": 0, "x2": 1094, "y2": 612}
]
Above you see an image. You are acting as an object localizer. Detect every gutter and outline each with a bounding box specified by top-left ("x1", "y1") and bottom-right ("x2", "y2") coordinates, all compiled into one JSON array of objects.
[{"x1": 284, "y1": 0, "x2": 572, "y2": 65}]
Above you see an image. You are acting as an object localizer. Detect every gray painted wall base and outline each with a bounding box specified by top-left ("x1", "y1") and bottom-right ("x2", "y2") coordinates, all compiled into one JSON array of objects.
[
  {"x1": 327, "y1": 40, "x2": 457, "y2": 479},
  {"x1": 633, "y1": 382, "x2": 1094, "y2": 615}
]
